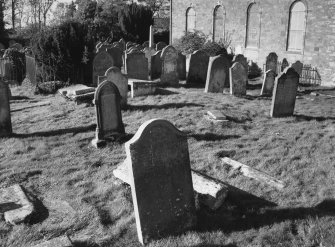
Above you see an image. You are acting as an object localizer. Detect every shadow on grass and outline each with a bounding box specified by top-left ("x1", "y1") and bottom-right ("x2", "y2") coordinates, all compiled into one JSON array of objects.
[
  {"x1": 295, "y1": 114, "x2": 335, "y2": 122},
  {"x1": 10, "y1": 95, "x2": 30, "y2": 100},
  {"x1": 247, "y1": 83, "x2": 262, "y2": 90},
  {"x1": 189, "y1": 133, "x2": 241, "y2": 141},
  {"x1": 155, "y1": 88, "x2": 179, "y2": 95},
  {"x1": 192, "y1": 245, "x2": 237, "y2": 247},
  {"x1": 127, "y1": 103, "x2": 204, "y2": 111}
]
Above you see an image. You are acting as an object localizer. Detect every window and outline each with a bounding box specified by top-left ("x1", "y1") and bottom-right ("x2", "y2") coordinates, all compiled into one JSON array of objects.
[
  {"x1": 287, "y1": 1, "x2": 306, "y2": 52},
  {"x1": 213, "y1": 5, "x2": 225, "y2": 42},
  {"x1": 186, "y1": 8, "x2": 196, "y2": 32},
  {"x1": 246, "y1": 3, "x2": 261, "y2": 48}
]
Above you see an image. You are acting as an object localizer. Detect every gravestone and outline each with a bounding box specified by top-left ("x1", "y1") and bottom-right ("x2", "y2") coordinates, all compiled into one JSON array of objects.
[
  {"x1": 219, "y1": 54, "x2": 231, "y2": 88},
  {"x1": 204, "y1": 55, "x2": 227, "y2": 93},
  {"x1": 93, "y1": 51, "x2": 114, "y2": 85},
  {"x1": 232, "y1": 54, "x2": 248, "y2": 74},
  {"x1": 119, "y1": 39, "x2": 126, "y2": 51},
  {"x1": 229, "y1": 62, "x2": 247, "y2": 96},
  {"x1": 266, "y1": 52, "x2": 278, "y2": 74},
  {"x1": 143, "y1": 47, "x2": 156, "y2": 78},
  {"x1": 25, "y1": 55, "x2": 37, "y2": 84},
  {"x1": 0, "y1": 80, "x2": 12, "y2": 137},
  {"x1": 177, "y1": 53, "x2": 186, "y2": 80},
  {"x1": 125, "y1": 119, "x2": 197, "y2": 244},
  {"x1": 107, "y1": 47, "x2": 123, "y2": 69},
  {"x1": 105, "y1": 66, "x2": 128, "y2": 108},
  {"x1": 92, "y1": 81, "x2": 125, "y2": 148},
  {"x1": 291, "y1": 61, "x2": 303, "y2": 76},
  {"x1": 156, "y1": 42, "x2": 167, "y2": 51},
  {"x1": 186, "y1": 50, "x2": 209, "y2": 87},
  {"x1": 281, "y1": 58, "x2": 289, "y2": 72},
  {"x1": 126, "y1": 51, "x2": 148, "y2": 80},
  {"x1": 260, "y1": 70, "x2": 277, "y2": 96},
  {"x1": 151, "y1": 50, "x2": 162, "y2": 80},
  {"x1": 270, "y1": 67, "x2": 299, "y2": 118},
  {"x1": 160, "y1": 45, "x2": 179, "y2": 86}
]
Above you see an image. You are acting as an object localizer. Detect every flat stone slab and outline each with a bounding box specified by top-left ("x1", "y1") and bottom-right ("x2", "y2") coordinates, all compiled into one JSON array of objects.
[
  {"x1": 58, "y1": 84, "x2": 95, "y2": 97},
  {"x1": 32, "y1": 236, "x2": 72, "y2": 247},
  {"x1": 206, "y1": 110, "x2": 227, "y2": 120},
  {"x1": 0, "y1": 184, "x2": 34, "y2": 225},
  {"x1": 128, "y1": 79, "x2": 158, "y2": 98}
]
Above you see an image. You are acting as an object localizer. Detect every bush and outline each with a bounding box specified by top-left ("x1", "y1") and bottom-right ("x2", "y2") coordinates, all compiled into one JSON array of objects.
[
  {"x1": 201, "y1": 41, "x2": 227, "y2": 56},
  {"x1": 174, "y1": 30, "x2": 207, "y2": 55},
  {"x1": 35, "y1": 80, "x2": 69, "y2": 95},
  {"x1": 3, "y1": 48, "x2": 26, "y2": 84}
]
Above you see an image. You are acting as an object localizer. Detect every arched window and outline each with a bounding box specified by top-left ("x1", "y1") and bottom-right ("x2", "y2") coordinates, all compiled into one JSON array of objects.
[
  {"x1": 186, "y1": 8, "x2": 196, "y2": 32},
  {"x1": 287, "y1": 1, "x2": 306, "y2": 52},
  {"x1": 246, "y1": 3, "x2": 261, "y2": 48},
  {"x1": 213, "y1": 5, "x2": 225, "y2": 42}
]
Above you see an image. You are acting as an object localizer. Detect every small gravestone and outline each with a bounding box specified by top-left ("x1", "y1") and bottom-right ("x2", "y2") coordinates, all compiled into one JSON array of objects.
[
  {"x1": 0, "y1": 80, "x2": 12, "y2": 137},
  {"x1": 107, "y1": 47, "x2": 123, "y2": 69},
  {"x1": 160, "y1": 45, "x2": 179, "y2": 86},
  {"x1": 128, "y1": 79, "x2": 158, "y2": 98},
  {"x1": 92, "y1": 81, "x2": 125, "y2": 148},
  {"x1": 156, "y1": 42, "x2": 167, "y2": 51},
  {"x1": 177, "y1": 53, "x2": 186, "y2": 80},
  {"x1": 93, "y1": 51, "x2": 114, "y2": 85},
  {"x1": 281, "y1": 58, "x2": 289, "y2": 72},
  {"x1": 151, "y1": 50, "x2": 162, "y2": 80},
  {"x1": 186, "y1": 50, "x2": 209, "y2": 87},
  {"x1": 125, "y1": 119, "x2": 197, "y2": 244},
  {"x1": 270, "y1": 67, "x2": 299, "y2": 118},
  {"x1": 260, "y1": 70, "x2": 277, "y2": 96},
  {"x1": 105, "y1": 66, "x2": 128, "y2": 108},
  {"x1": 204, "y1": 55, "x2": 227, "y2": 93},
  {"x1": 126, "y1": 51, "x2": 148, "y2": 80},
  {"x1": 229, "y1": 62, "x2": 247, "y2": 96},
  {"x1": 232, "y1": 54, "x2": 248, "y2": 74},
  {"x1": 266, "y1": 52, "x2": 278, "y2": 74},
  {"x1": 291, "y1": 61, "x2": 303, "y2": 76}
]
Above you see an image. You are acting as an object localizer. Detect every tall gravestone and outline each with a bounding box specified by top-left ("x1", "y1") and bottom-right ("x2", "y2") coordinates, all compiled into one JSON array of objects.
[
  {"x1": 232, "y1": 54, "x2": 248, "y2": 74},
  {"x1": 160, "y1": 45, "x2": 179, "y2": 86},
  {"x1": 186, "y1": 50, "x2": 209, "y2": 87},
  {"x1": 260, "y1": 70, "x2": 277, "y2": 96},
  {"x1": 281, "y1": 58, "x2": 289, "y2": 72},
  {"x1": 125, "y1": 119, "x2": 197, "y2": 244},
  {"x1": 143, "y1": 47, "x2": 156, "y2": 78},
  {"x1": 107, "y1": 47, "x2": 123, "y2": 69},
  {"x1": 105, "y1": 67, "x2": 128, "y2": 108},
  {"x1": 177, "y1": 53, "x2": 186, "y2": 80},
  {"x1": 156, "y1": 42, "x2": 167, "y2": 51},
  {"x1": 151, "y1": 51, "x2": 162, "y2": 80},
  {"x1": 266, "y1": 52, "x2": 278, "y2": 74},
  {"x1": 291, "y1": 61, "x2": 303, "y2": 76},
  {"x1": 219, "y1": 54, "x2": 231, "y2": 88},
  {"x1": 0, "y1": 80, "x2": 12, "y2": 137},
  {"x1": 270, "y1": 67, "x2": 299, "y2": 118},
  {"x1": 204, "y1": 55, "x2": 227, "y2": 93},
  {"x1": 229, "y1": 62, "x2": 247, "y2": 96},
  {"x1": 93, "y1": 51, "x2": 114, "y2": 85},
  {"x1": 92, "y1": 81, "x2": 125, "y2": 148},
  {"x1": 126, "y1": 51, "x2": 148, "y2": 80}
]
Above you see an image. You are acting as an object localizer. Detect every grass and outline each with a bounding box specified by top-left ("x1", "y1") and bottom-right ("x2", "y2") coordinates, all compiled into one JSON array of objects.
[{"x1": 1, "y1": 80, "x2": 335, "y2": 247}]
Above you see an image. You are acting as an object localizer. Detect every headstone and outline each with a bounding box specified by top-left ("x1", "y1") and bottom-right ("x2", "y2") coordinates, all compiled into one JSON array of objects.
[
  {"x1": 143, "y1": 47, "x2": 156, "y2": 78},
  {"x1": 105, "y1": 66, "x2": 128, "y2": 108},
  {"x1": 266, "y1": 52, "x2": 278, "y2": 74},
  {"x1": 177, "y1": 53, "x2": 186, "y2": 80},
  {"x1": 229, "y1": 62, "x2": 247, "y2": 96},
  {"x1": 281, "y1": 58, "x2": 289, "y2": 72},
  {"x1": 151, "y1": 50, "x2": 162, "y2": 80},
  {"x1": 160, "y1": 45, "x2": 179, "y2": 86},
  {"x1": 219, "y1": 54, "x2": 231, "y2": 88},
  {"x1": 128, "y1": 79, "x2": 158, "y2": 98},
  {"x1": 119, "y1": 39, "x2": 126, "y2": 51},
  {"x1": 25, "y1": 55, "x2": 37, "y2": 84},
  {"x1": 204, "y1": 55, "x2": 227, "y2": 93},
  {"x1": 92, "y1": 51, "x2": 114, "y2": 85},
  {"x1": 260, "y1": 70, "x2": 277, "y2": 96},
  {"x1": 126, "y1": 51, "x2": 148, "y2": 80},
  {"x1": 125, "y1": 119, "x2": 197, "y2": 244},
  {"x1": 107, "y1": 47, "x2": 123, "y2": 69},
  {"x1": 186, "y1": 50, "x2": 209, "y2": 87},
  {"x1": 92, "y1": 81, "x2": 125, "y2": 148},
  {"x1": 0, "y1": 80, "x2": 12, "y2": 137},
  {"x1": 291, "y1": 61, "x2": 303, "y2": 76},
  {"x1": 232, "y1": 54, "x2": 248, "y2": 74},
  {"x1": 270, "y1": 67, "x2": 299, "y2": 118},
  {"x1": 156, "y1": 42, "x2": 167, "y2": 51}
]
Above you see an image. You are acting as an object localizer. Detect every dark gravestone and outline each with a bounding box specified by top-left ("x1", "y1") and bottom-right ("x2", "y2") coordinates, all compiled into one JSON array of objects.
[
  {"x1": 291, "y1": 61, "x2": 303, "y2": 76},
  {"x1": 105, "y1": 67, "x2": 128, "y2": 108},
  {"x1": 93, "y1": 51, "x2": 114, "y2": 86},
  {"x1": 126, "y1": 51, "x2": 148, "y2": 80},
  {"x1": 0, "y1": 80, "x2": 12, "y2": 137},
  {"x1": 107, "y1": 47, "x2": 123, "y2": 69},
  {"x1": 270, "y1": 67, "x2": 299, "y2": 118},
  {"x1": 125, "y1": 119, "x2": 197, "y2": 244},
  {"x1": 260, "y1": 70, "x2": 277, "y2": 96},
  {"x1": 25, "y1": 55, "x2": 37, "y2": 84},
  {"x1": 177, "y1": 53, "x2": 186, "y2": 80},
  {"x1": 160, "y1": 45, "x2": 179, "y2": 86},
  {"x1": 229, "y1": 62, "x2": 247, "y2": 96},
  {"x1": 143, "y1": 47, "x2": 156, "y2": 78},
  {"x1": 204, "y1": 55, "x2": 227, "y2": 93},
  {"x1": 151, "y1": 51, "x2": 162, "y2": 80},
  {"x1": 232, "y1": 54, "x2": 248, "y2": 74},
  {"x1": 92, "y1": 81, "x2": 125, "y2": 148},
  {"x1": 281, "y1": 58, "x2": 289, "y2": 72},
  {"x1": 219, "y1": 54, "x2": 231, "y2": 88},
  {"x1": 186, "y1": 50, "x2": 209, "y2": 87},
  {"x1": 156, "y1": 42, "x2": 167, "y2": 51},
  {"x1": 266, "y1": 52, "x2": 278, "y2": 74}
]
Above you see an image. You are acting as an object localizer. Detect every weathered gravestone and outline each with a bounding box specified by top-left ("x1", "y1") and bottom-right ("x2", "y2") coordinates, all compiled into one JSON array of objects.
[
  {"x1": 143, "y1": 47, "x2": 156, "y2": 77},
  {"x1": 229, "y1": 62, "x2": 247, "y2": 96},
  {"x1": 204, "y1": 55, "x2": 227, "y2": 93},
  {"x1": 105, "y1": 66, "x2": 128, "y2": 108},
  {"x1": 260, "y1": 70, "x2": 277, "y2": 96},
  {"x1": 177, "y1": 52, "x2": 186, "y2": 80},
  {"x1": 156, "y1": 42, "x2": 167, "y2": 51},
  {"x1": 92, "y1": 81, "x2": 125, "y2": 148},
  {"x1": 92, "y1": 51, "x2": 114, "y2": 85},
  {"x1": 0, "y1": 80, "x2": 12, "y2": 137},
  {"x1": 270, "y1": 67, "x2": 299, "y2": 118},
  {"x1": 186, "y1": 50, "x2": 209, "y2": 87},
  {"x1": 281, "y1": 58, "x2": 289, "y2": 72},
  {"x1": 218, "y1": 54, "x2": 231, "y2": 88},
  {"x1": 125, "y1": 119, "x2": 197, "y2": 244},
  {"x1": 291, "y1": 60, "x2": 303, "y2": 76},
  {"x1": 160, "y1": 45, "x2": 179, "y2": 86},
  {"x1": 25, "y1": 55, "x2": 37, "y2": 84},
  {"x1": 126, "y1": 51, "x2": 148, "y2": 80},
  {"x1": 107, "y1": 47, "x2": 123, "y2": 69},
  {"x1": 232, "y1": 54, "x2": 248, "y2": 73},
  {"x1": 266, "y1": 52, "x2": 278, "y2": 74},
  {"x1": 151, "y1": 50, "x2": 162, "y2": 80}
]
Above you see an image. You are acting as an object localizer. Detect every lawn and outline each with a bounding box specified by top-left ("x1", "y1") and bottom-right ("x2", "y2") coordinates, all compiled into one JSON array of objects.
[{"x1": 1, "y1": 80, "x2": 335, "y2": 247}]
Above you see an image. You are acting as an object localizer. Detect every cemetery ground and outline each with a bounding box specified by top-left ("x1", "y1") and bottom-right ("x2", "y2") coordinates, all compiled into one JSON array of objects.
[{"x1": 1, "y1": 79, "x2": 335, "y2": 247}]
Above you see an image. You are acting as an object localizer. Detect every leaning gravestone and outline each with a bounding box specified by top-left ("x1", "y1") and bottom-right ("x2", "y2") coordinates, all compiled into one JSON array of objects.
[
  {"x1": 0, "y1": 80, "x2": 12, "y2": 137},
  {"x1": 91, "y1": 81, "x2": 125, "y2": 148},
  {"x1": 229, "y1": 62, "x2": 247, "y2": 96},
  {"x1": 177, "y1": 52, "x2": 186, "y2": 80},
  {"x1": 281, "y1": 58, "x2": 289, "y2": 72},
  {"x1": 105, "y1": 66, "x2": 128, "y2": 108},
  {"x1": 156, "y1": 42, "x2": 167, "y2": 51},
  {"x1": 107, "y1": 47, "x2": 123, "y2": 69},
  {"x1": 270, "y1": 67, "x2": 299, "y2": 118},
  {"x1": 92, "y1": 51, "x2": 114, "y2": 85},
  {"x1": 204, "y1": 55, "x2": 227, "y2": 93},
  {"x1": 266, "y1": 52, "x2": 278, "y2": 74},
  {"x1": 291, "y1": 61, "x2": 303, "y2": 76},
  {"x1": 125, "y1": 119, "x2": 197, "y2": 244},
  {"x1": 160, "y1": 45, "x2": 179, "y2": 86},
  {"x1": 218, "y1": 54, "x2": 231, "y2": 88},
  {"x1": 25, "y1": 55, "x2": 37, "y2": 84},
  {"x1": 151, "y1": 50, "x2": 162, "y2": 80},
  {"x1": 260, "y1": 70, "x2": 277, "y2": 96},
  {"x1": 232, "y1": 54, "x2": 248, "y2": 74},
  {"x1": 126, "y1": 51, "x2": 148, "y2": 80},
  {"x1": 186, "y1": 50, "x2": 209, "y2": 86}
]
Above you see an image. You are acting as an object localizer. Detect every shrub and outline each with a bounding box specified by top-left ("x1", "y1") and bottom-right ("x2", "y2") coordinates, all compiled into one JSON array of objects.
[
  {"x1": 174, "y1": 30, "x2": 207, "y2": 55},
  {"x1": 35, "y1": 80, "x2": 69, "y2": 95},
  {"x1": 3, "y1": 48, "x2": 26, "y2": 84},
  {"x1": 201, "y1": 41, "x2": 227, "y2": 56}
]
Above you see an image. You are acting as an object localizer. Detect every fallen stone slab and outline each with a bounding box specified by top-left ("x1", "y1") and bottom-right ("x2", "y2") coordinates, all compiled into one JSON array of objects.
[
  {"x1": 128, "y1": 79, "x2": 158, "y2": 98},
  {"x1": 204, "y1": 110, "x2": 229, "y2": 123},
  {"x1": 58, "y1": 84, "x2": 95, "y2": 97},
  {"x1": 113, "y1": 160, "x2": 228, "y2": 210},
  {"x1": 0, "y1": 184, "x2": 34, "y2": 225},
  {"x1": 32, "y1": 235, "x2": 72, "y2": 247}
]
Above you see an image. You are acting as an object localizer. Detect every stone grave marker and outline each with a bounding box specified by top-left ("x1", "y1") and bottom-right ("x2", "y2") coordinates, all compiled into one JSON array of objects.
[
  {"x1": 204, "y1": 55, "x2": 227, "y2": 93},
  {"x1": 128, "y1": 79, "x2": 158, "y2": 98},
  {"x1": 186, "y1": 50, "x2": 209, "y2": 87},
  {"x1": 93, "y1": 51, "x2": 114, "y2": 85},
  {"x1": 119, "y1": 38, "x2": 126, "y2": 51},
  {"x1": 160, "y1": 45, "x2": 179, "y2": 86},
  {"x1": 291, "y1": 60, "x2": 303, "y2": 76},
  {"x1": 107, "y1": 47, "x2": 123, "y2": 69},
  {"x1": 126, "y1": 51, "x2": 148, "y2": 80},
  {"x1": 105, "y1": 66, "x2": 128, "y2": 108},
  {"x1": 232, "y1": 54, "x2": 248, "y2": 74},
  {"x1": 270, "y1": 67, "x2": 299, "y2": 118},
  {"x1": 0, "y1": 80, "x2": 12, "y2": 137},
  {"x1": 92, "y1": 81, "x2": 125, "y2": 148},
  {"x1": 151, "y1": 50, "x2": 162, "y2": 80},
  {"x1": 125, "y1": 119, "x2": 197, "y2": 244},
  {"x1": 260, "y1": 70, "x2": 277, "y2": 96},
  {"x1": 177, "y1": 53, "x2": 186, "y2": 80},
  {"x1": 143, "y1": 47, "x2": 156, "y2": 78},
  {"x1": 281, "y1": 58, "x2": 289, "y2": 72},
  {"x1": 156, "y1": 42, "x2": 167, "y2": 50},
  {"x1": 229, "y1": 62, "x2": 247, "y2": 96},
  {"x1": 266, "y1": 52, "x2": 278, "y2": 74},
  {"x1": 25, "y1": 55, "x2": 37, "y2": 84}
]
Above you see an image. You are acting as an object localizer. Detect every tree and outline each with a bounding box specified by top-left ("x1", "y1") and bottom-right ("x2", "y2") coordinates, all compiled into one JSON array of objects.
[
  {"x1": 0, "y1": 0, "x2": 7, "y2": 42},
  {"x1": 137, "y1": 0, "x2": 169, "y2": 17},
  {"x1": 27, "y1": 0, "x2": 56, "y2": 29}
]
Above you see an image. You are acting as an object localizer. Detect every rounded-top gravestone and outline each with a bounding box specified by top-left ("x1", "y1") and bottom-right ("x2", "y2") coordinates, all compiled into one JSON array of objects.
[
  {"x1": 105, "y1": 66, "x2": 128, "y2": 108},
  {"x1": 204, "y1": 55, "x2": 227, "y2": 93},
  {"x1": 160, "y1": 45, "x2": 179, "y2": 86},
  {"x1": 186, "y1": 50, "x2": 210, "y2": 87},
  {"x1": 93, "y1": 51, "x2": 114, "y2": 85}
]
